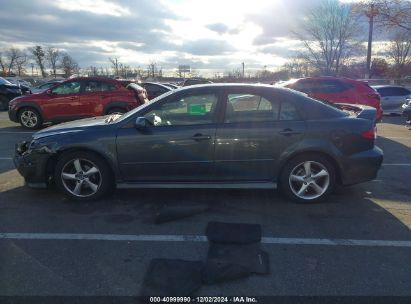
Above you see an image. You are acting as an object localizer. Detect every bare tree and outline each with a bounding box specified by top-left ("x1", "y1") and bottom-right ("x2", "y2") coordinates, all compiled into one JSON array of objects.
[
  {"x1": 374, "y1": 0, "x2": 411, "y2": 31},
  {"x1": 147, "y1": 61, "x2": 158, "y2": 78},
  {"x1": 60, "y1": 53, "x2": 79, "y2": 78},
  {"x1": 109, "y1": 57, "x2": 120, "y2": 76},
  {"x1": 294, "y1": 0, "x2": 362, "y2": 76},
  {"x1": 15, "y1": 50, "x2": 28, "y2": 76},
  {"x1": 31, "y1": 46, "x2": 46, "y2": 77},
  {"x1": 46, "y1": 47, "x2": 60, "y2": 78},
  {"x1": 387, "y1": 30, "x2": 411, "y2": 78}
]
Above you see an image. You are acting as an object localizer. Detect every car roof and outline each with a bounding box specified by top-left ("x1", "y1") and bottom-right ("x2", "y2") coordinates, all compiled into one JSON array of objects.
[
  {"x1": 170, "y1": 82, "x2": 294, "y2": 94},
  {"x1": 372, "y1": 85, "x2": 408, "y2": 89},
  {"x1": 62, "y1": 76, "x2": 119, "y2": 83}
]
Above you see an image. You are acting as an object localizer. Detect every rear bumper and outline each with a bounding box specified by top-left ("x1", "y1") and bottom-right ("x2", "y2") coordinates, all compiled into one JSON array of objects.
[{"x1": 340, "y1": 146, "x2": 383, "y2": 185}]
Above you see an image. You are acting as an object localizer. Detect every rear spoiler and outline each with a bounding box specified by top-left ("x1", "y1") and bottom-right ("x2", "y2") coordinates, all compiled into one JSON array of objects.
[{"x1": 335, "y1": 103, "x2": 377, "y2": 122}]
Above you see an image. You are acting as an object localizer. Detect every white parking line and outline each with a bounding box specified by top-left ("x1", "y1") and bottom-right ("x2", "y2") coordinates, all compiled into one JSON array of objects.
[
  {"x1": 0, "y1": 131, "x2": 34, "y2": 134},
  {"x1": 0, "y1": 157, "x2": 12, "y2": 160},
  {"x1": 1, "y1": 233, "x2": 411, "y2": 248}
]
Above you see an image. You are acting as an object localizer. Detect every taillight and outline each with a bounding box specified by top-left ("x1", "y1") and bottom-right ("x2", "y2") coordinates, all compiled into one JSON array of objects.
[
  {"x1": 367, "y1": 93, "x2": 380, "y2": 100},
  {"x1": 361, "y1": 126, "x2": 377, "y2": 140}
]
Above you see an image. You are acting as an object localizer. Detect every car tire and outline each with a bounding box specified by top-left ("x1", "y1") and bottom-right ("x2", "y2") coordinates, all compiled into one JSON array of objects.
[
  {"x1": 280, "y1": 154, "x2": 336, "y2": 203},
  {"x1": 106, "y1": 107, "x2": 126, "y2": 115},
  {"x1": 0, "y1": 96, "x2": 9, "y2": 111},
  {"x1": 54, "y1": 151, "x2": 114, "y2": 201},
  {"x1": 18, "y1": 107, "x2": 43, "y2": 129}
]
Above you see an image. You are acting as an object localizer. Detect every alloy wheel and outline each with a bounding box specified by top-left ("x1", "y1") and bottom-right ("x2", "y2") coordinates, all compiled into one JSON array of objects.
[
  {"x1": 61, "y1": 158, "x2": 102, "y2": 198},
  {"x1": 20, "y1": 110, "x2": 38, "y2": 128},
  {"x1": 288, "y1": 161, "x2": 330, "y2": 200}
]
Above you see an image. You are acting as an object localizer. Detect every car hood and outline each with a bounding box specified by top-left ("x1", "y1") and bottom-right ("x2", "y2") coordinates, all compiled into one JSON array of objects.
[
  {"x1": 3, "y1": 84, "x2": 20, "y2": 90},
  {"x1": 33, "y1": 116, "x2": 110, "y2": 140}
]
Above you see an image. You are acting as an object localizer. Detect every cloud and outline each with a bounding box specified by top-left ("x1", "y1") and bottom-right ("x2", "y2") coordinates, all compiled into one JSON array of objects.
[
  {"x1": 53, "y1": 0, "x2": 130, "y2": 17},
  {"x1": 206, "y1": 23, "x2": 229, "y2": 35}
]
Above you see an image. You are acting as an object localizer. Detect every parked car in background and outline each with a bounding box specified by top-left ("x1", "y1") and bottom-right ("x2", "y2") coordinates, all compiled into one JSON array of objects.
[
  {"x1": 31, "y1": 80, "x2": 62, "y2": 94},
  {"x1": 182, "y1": 78, "x2": 213, "y2": 86},
  {"x1": 8, "y1": 77, "x2": 147, "y2": 129},
  {"x1": 162, "y1": 83, "x2": 179, "y2": 89},
  {"x1": 0, "y1": 77, "x2": 22, "y2": 110},
  {"x1": 280, "y1": 77, "x2": 383, "y2": 121},
  {"x1": 142, "y1": 82, "x2": 171, "y2": 100},
  {"x1": 372, "y1": 85, "x2": 411, "y2": 115},
  {"x1": 5, "y1": 77, "x2": 32, "y2": 95},
  {"x1": 14, "y1": 84, "x2": 383, "y2": 202}
]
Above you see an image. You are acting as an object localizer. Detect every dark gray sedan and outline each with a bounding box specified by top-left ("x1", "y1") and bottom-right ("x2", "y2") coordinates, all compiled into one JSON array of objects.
[{"x1": 14, "y1": 84, "x2": 383, "y2": 203}]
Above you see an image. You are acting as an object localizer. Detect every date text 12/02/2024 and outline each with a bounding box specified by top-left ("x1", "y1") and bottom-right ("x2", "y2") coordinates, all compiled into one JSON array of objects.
[{"x1": 149, "y1": 296, "x2": 258, "y2": 303}]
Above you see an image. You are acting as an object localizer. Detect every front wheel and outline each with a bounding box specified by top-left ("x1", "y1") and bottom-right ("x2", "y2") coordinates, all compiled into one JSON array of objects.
[
  {"x1": 280, "y1": 155, "x2": 336, "y2": 203},
  {"x1": 54, "y1": 151, "x2": 114, "y2": 201},
  {"x1": 18, "y1": 108, "x2": 43, "y2": 129}
]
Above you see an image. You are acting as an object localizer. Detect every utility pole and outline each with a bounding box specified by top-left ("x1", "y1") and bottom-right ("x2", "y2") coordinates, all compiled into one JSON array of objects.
[
  {"x1": 241, "y1": 62, "x2": 245, "y2": 78},
  {"x1": 365, "y1": 3, "x2": 379, "y2": 79},
  {"x1": 31, "y1": 63, "x2": 34, "y2": 77}
]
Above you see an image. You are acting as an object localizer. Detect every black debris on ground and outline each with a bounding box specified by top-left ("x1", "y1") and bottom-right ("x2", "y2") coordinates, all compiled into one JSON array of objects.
[
  {"x1": 206, "y1": 221, "x2": 262, "y2": 244},
  {"x1": 203, "y1": 221, "x2": 269, "y2": 285},
  {"x1": 140, "y1": 259, "x2": 204, "y2": 297},
  {"x1": 154, "y1": 202, "x2": 209, "y2": 224}
]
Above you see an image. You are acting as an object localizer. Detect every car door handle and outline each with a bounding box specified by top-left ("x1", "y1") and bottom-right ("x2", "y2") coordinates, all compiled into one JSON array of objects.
[
  {"x1": 191, "y1": 134, "x2": 211, "y2": 141},
  {"x1": 69, "y1": 96, "x2": 77, "y2": 100},
  {"x1": 278, "y1": 129, "x2": 301, "y2": 136}
]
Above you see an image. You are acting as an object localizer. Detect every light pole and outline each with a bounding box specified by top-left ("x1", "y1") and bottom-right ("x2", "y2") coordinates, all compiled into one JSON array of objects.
[
  {"x1": 241, "y1": 62, "x2": 245, "y2": 78},
  {"x1": 365, "y1": 3, "x2": 379, "y2": 79}
]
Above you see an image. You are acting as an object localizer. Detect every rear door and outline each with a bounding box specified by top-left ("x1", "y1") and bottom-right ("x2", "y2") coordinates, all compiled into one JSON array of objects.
[
  {"x1": 214, "y1": 87, "x2": 306, "y2": 181},
  {"x1": 79, "y1": 80, "x2": 117, "y2": 117},
  {"x1": 42, "y1": 80, "x2": 81, "y2": 121}
]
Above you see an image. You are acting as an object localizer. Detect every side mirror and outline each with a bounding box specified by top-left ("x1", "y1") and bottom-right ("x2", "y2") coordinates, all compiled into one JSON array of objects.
[
  {"x1": 46, "y1": 89, "x2": 53, "y2": 95},
  {"x1": 134, "y1": 117, "x2": 149, "y2": 130}
]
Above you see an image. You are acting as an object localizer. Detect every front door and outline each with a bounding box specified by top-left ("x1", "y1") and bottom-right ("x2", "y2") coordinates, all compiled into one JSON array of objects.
[
  {"x1": 214, "y1": 87, "x2": 306, "y2": 181},
  {"x1": 42, "y1": 80, "x2": 81, "y2": 121},
  {"x1": 116, "y1": 88, "x2": 221, "y2": 182}
]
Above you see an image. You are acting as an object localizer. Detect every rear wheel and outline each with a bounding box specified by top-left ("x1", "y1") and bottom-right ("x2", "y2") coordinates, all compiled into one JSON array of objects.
[
  {"x1": 54, "y1": 151, "x2": 114, "y2": 201},
  {"x1": 280, "y1": 154, "x2": 336, "y2": 203},
  {"x1": 18, "y1": 107, "x2": 43, "y2": 129}
]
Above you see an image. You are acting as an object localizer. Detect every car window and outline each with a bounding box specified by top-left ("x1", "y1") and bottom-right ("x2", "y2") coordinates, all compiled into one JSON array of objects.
[
  {"x1": 145, "y1": 84, "x2": 168, "y2": 95},
  {"x1": 225, "y1": 93, "x2": 279, "y2": 123},
  {"x1": 52, "y1": 81, "x2": 81, "y2": 95},
  {"x1": 84, "y1": 81, "x2": 116, "y2": 92},
  {"x1": 144, "y1": 93, "x2": 218, "y2": 126},
  {"x1": 280, "y1": 100, "x2": 300, "y2": 120},
  {"x1": 293, "y1": 79, "x2": 347, "y2": 94}
]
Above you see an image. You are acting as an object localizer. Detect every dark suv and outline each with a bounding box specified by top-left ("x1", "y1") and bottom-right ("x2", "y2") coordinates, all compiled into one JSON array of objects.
[
  {"x1": 8, "y1": 77, "x2": 147, "y2": 129},
  {"x1": 0, "y1": 77, "x2": 22, "y2": 110},
  {"x1": 14, "y1": 84, "x2": 383, "y2": 203}
]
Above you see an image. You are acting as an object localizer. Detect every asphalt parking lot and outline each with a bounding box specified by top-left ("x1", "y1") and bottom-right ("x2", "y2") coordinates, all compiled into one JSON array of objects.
[{"x1": 0, "y1": 112, "x2": 410, "y2": 298}]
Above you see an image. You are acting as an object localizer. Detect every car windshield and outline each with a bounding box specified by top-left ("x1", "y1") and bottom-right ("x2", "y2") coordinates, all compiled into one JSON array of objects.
[{"x1": 0, "y1": 77, "x2": 12, "y2": 85}]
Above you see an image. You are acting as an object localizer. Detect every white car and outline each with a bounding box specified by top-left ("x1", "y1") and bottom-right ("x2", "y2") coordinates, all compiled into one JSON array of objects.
[{"x1": 373, "y1": 85, "x2": 411, "y2": 114}]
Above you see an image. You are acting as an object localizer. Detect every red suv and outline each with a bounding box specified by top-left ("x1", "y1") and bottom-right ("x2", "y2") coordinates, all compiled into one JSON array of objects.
[
  {"x1": 8, "y1": 77, "x2": 147, "y2": 129},
  {"x1": 281, "y1": 77, "x2": 383, "y2": 121}
]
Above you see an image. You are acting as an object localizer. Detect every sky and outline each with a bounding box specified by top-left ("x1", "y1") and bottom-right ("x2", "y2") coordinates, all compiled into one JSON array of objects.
[{"x1": 0, "y1": 0, "x2": 377, "y2": 76}]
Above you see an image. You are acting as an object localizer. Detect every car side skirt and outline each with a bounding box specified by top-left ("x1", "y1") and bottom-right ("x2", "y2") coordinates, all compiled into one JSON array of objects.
[{"x1": 116, "y1": 181, "x2": 277, "y2": 189}]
